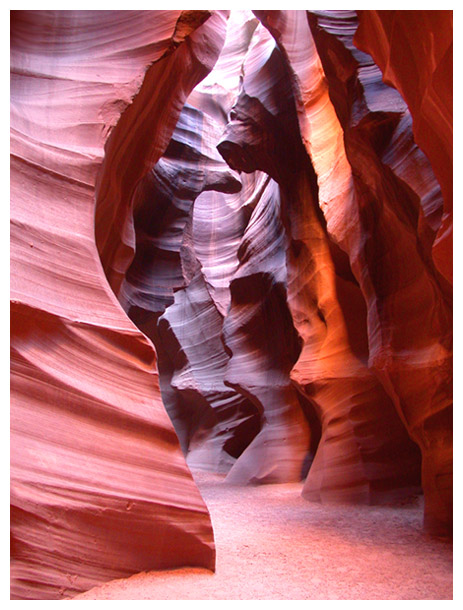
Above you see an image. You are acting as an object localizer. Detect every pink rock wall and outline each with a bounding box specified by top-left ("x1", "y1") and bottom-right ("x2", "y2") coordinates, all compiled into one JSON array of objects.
[
  {"x1": 10, "y1": 9, "x2": 453, "y2": 600},
  {"x1": 11, "y1": 10, "x2": 224, "y2": 599}
]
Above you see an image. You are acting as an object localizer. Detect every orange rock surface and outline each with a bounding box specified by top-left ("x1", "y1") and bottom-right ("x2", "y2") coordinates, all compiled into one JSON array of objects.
[
  {"x1": 10, "y1": 9, "x2": 453, "y2": 600},
  {"x1": 355, "y1": 10, "x2": 453, "y2": 284}
]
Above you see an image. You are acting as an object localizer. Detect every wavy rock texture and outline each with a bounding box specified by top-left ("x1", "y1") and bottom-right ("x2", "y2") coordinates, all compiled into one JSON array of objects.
[
  {"x1": 253, "y1": 10, "x2": 451, "y2": 533},
  {"x1": 10, "y1": 9, "x2": 229, "y2": 600},
  {"x1": 11, "y1": 8, "x2": 453, "y2": 600},
  {"x1": 355, "y1": 10, "x2": 453, "y2": 284},
  {"x1": 119, "y1": 12, "x2": 312, "y2": 482},
  {"x1": 306, "y1": 10, "x2": 453, "y2": 535},
  {"x1": 219, "y1": 15, "x2": 422, "y2": 501},
  {"x1": 94, "y1": 10, "x2": 230, "y2": 294},
  {"x1": 118, "y1": 102, "x2": 241, "y2": 319},
  {"x1": 222, "y1": 176, "x2": 312, "y2": 484}
]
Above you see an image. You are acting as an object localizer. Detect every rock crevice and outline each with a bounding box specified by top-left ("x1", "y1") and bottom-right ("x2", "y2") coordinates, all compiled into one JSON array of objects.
[{"x1": 10, "y1": 9, "x2": 453, "y2": 600}]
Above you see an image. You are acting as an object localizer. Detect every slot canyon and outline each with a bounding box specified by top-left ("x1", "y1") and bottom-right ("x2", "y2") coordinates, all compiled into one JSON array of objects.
[{"x1": 10, "y1": 9, "x2": 453, "y2": 600}]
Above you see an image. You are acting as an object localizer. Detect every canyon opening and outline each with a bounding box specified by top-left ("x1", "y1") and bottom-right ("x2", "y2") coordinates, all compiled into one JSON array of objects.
[{"x1": 10, "y1": 9, "x2": 453, "y2": 601}]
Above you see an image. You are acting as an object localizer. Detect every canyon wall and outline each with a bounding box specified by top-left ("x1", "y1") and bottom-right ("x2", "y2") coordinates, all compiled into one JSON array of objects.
[
  {"x1": 10, "y1": 10, "x2": 226, "y2": 599},
  {"x1": 10, "y1": 9, "x2": 452, "y2": 600},
  {"x1": 355, "y1": 10, "x2": 453, "y2": 284}
]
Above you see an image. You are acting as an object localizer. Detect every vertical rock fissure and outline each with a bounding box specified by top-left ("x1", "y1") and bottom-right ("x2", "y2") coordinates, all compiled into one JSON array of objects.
[{"x1": 93, "y1": 8, "x2": 450, "y2": 536}]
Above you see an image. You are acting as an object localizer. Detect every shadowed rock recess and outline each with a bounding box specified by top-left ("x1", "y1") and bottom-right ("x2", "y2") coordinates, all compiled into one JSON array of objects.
[{"x1": 10, "y1": 9, "x2": 452, "y2": 600}]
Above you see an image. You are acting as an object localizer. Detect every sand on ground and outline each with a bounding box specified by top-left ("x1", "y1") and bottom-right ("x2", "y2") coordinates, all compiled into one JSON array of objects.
[{"x1": 74, "y1": 470, "x2": 453, "y2": 600}]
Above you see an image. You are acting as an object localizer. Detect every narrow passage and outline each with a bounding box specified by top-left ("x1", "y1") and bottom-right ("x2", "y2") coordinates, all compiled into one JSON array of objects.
[{"x1": 75, "y1": 470, "x2": 453, "y2": 600}]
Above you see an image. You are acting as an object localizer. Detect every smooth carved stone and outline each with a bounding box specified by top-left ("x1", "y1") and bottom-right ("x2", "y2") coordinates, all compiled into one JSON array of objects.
[
  {"x1": 221, "y1": 13, "x2": 422, "y2": 501},
  {"x1": 306, "y1": 10, "x2": 445, "y2": 278},
  {"x1": 119, "y1": 12, "x2": 276, "y2": 483},
  {"x1": 187, "y1": 9, "x2": 259, "y2": 125},
  {"x1": 124, "y1": 13, "x2": 311, "y2": 483},
  {"x1": 119, "y1": 102, "x2": 241, "y2": 318},
  {"x1": 11, "y1": 10, "x2": 453, "y2": 601},
  {"x1": 191, "y1": 173, "x2": 269, "y2": 317},
  {"x1": 253, "y1": 9, "x2": 451, "y2": 532},
  {"x1": 157, "y1": 269, "x2": 260, "y2": 470},
  {"x1": 307, "y1": 9, "x2": 452, "y2": 534},
  {"x1": 11, "y1": 10, "x2": 222, "y2": 600},
  {"x1": 222, "y1": 177, "x2": 312, "y2": 484},
  {"x1": 354, "y1": 10, "x2": 453, "y2": 285},
  {"x1": 94, "y1": 10, "x2": 230, "y2": 295},
  {"x1": 118, "y1": 21, "x2": 267, "y2": 470}
]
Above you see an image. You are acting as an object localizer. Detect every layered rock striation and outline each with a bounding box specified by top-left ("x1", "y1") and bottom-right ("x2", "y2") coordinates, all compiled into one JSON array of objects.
[
  {"x1": 11, "y1": 9, "x2": 453, "y2": 600},
  {"x1": 355, "y1": 10, "x2": 453, "y2": 284},
  {"x1": 304, "y1": 10, "x2": 452, "y2": 533},
  {"x1": 10, "y1": 10, "x2": 225, "y2": 600},
  {"x1": 219, "y1": 13, "x2": 422, "y2": 502}
]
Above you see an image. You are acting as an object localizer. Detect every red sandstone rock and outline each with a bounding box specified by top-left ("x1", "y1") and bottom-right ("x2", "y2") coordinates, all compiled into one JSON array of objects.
[
  {"x1": 354, "y1": 10, "x2": 453, "y2": 284},
  {"x1": 94, "y1": 10, "x2": 229, "y2": 294},
  {"x1": 255, "y1": 9, "x2": 452, "y2": 533},
  {"x1": 113, "y1": 13, "x2": 271, "y2": 475},
  {"x1": 222, "y1": 176, "x2": 312, "y2": 484},
  {"x1": 10, "y1": 9, "x2": 453, "y2": 601},
  {"x1": 11, "y1": 10, "x2": 223, "y2": 600},
  {"x1": 311, "y1": 10, "x2": 452, "y2": 535},
  {"x1": 221, "y1": 12, "x2": 422, "y2": 500}
]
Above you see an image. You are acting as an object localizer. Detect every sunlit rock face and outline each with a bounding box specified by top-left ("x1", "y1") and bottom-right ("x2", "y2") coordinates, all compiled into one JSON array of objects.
[
  {"x1": 218, "y1": 13, "x2": 422, "y2": 502},
  {"x1": 10, "y1": 9, "x2": 452, "y2": 600},
  {"x1": 303, "y1": 10, "x2": 452, "y2": 535},
  {"x1": 248, "y1": 9, "x2": 451, "y2": 534}
]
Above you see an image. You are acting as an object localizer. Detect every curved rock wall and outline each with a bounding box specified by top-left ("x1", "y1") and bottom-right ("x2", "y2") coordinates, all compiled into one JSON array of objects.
[
  {"x1": 354, "y1": 10, "x2": 453, "y2": 284},
  {"x1": 118, "y1": 14, "x2": 312, "y2": 482},
  {"x1": 10, "y1": 8, "x2": 453, "y2": 599},
  {"x1": 11, "y1": 10, "x2": 223, "y2": 599},
  {"x1": 219, "y1": 13, "x2": 422, "y2": 502},
  {"x1": 304, "y1": 9, "x2": 452, "y2": 534},
  {"x1": 245, "y1": 9, "x2": 451, "y2": 534}
]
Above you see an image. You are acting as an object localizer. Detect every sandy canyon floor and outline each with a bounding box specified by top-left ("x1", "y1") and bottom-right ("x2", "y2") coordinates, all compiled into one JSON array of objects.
[{"x1": 74, "y1": 470, "x2": 452, "y2": 600}]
